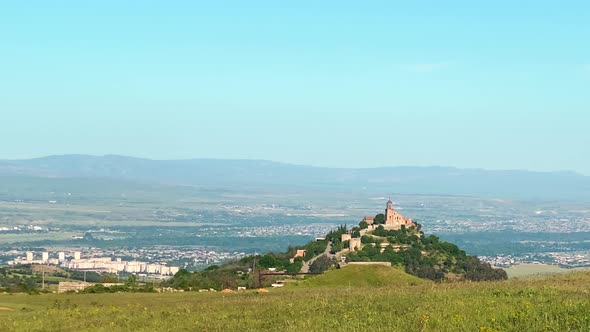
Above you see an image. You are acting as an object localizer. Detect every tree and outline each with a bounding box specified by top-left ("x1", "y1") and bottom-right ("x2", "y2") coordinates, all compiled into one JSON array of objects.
[
  {"x1": 462, "y1": 257, "x2": 507, "y2": 281},
  {"x1": 174, "y1": 269, "x2": 191, "y2": 278},
  {"x1": 331, "y1": 242, "x2": 343, "y2": 252},
  {"x1": 359, "y1": 221, "x2": 369, "y2": 229},
  {"x1": 125, "y1": 274, "x2": 137, "y2": 288},
  {"x1": 361, "y1": 244, "x2": 380, "y2": 258},
  {"x1": 70, "y1": 271, "x2": 101, "y2": 283},
  {"x1": 373, "y1": 225, "x2": 387, "y2": 236},
  {"x1": 169, "y1": 269, "x2": 192, "y2": 289},
  {"x1": 374, "y1": 214, "x2": 385, "y2": 224},
  {"x1": 309, "y1": 255, "x2": 334, "y2": 274},
  {"x1": 361, "y1": 235, "x2": 373, "y2": 244},
  {"x1": 258, "y1": 255, "x2": 280, "y2": 269},
  {"x1": 304, "y1": 241, "x2": 328, "y2": 261},
  {"x1": 100, "y1": 275, "x2": 118, "y2": 283},
  {"x1": 285, "y1": 261, "x2": 303, "y2": 274}
]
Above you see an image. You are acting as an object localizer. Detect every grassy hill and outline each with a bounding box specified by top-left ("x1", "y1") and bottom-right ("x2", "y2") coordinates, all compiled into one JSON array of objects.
[
  {"x1": 295, "y1": 264, "x2": 426, "y2": 288},
  {"x1": 0, "y1": 269, "x2": 589, "y2": 331}
]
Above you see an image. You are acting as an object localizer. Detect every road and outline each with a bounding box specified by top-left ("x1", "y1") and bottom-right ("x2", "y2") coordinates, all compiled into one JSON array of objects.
[{"x1": 300, "y1": 242, "x2": 332, "y2": 273}]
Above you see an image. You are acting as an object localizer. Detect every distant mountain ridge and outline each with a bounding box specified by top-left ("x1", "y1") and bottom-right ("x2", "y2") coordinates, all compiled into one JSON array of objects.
[{"x1": 0, "y1": 155, "x2": 588, "y2": 200}]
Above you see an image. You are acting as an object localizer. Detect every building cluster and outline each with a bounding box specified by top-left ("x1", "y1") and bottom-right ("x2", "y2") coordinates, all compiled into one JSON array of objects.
[
  {"x1": 548, "y1": 252, "x2": 590, "y2": 267},
  {"x1": 8, "y1": 251, "x2": 179, "y2": 276},
  {"x1": 8, "y1": 250, "x2": 73, "y2": 266},
  {"x1": 342, "y1": 199, "x2": 417, "y2": 253},
  {"x1": 65, "y1": 257, "x2": 180, "y2": 275},
  {"x1": 233, "y1": 223, "x2": 336, "y2": 238},
  {"x1": 1, "y1": 247, "x2": 248, "y2": 271},
  {"x1": 0, "y1": 225, "x2": 46, "y2": 232},
  {"x1": 478, "y1": 255, "x2": 518, "y2": 268},
  {"x1": 479, "y1": 252, "x2": 590, "y2": 268},
  {"x1": 365, "y1": 199, "x2": 416, "y2": 231},
  {"x1": 427, "y1": 216, "x2": 590, "y2": 234}
]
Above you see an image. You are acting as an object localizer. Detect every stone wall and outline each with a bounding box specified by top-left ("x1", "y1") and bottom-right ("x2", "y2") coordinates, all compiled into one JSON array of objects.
[
  {"x1": 349, "y1": 238, "x2": 362, "y2": 251},
  {"x1": 57, "y1": 282, "x2": 124, "y2": 293},
  {"x1": 57, "y1": 282, "x2": 93, "y2": 293},
  {"x1": 347, "y1": 262, "x2": 392, "y2": 267}
]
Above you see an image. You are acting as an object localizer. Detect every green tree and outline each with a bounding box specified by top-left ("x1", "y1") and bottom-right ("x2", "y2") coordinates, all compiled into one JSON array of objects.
[
  {"x1": 100, "y1": 275, "x2": 118, "y2": 283},
  {"x1": 374, "y1": 214, "x2": 385, "y2": 224},
  {"x1": 309, "y1": 255, "x2": 334, "y2": 274},
  {"x1": 125, "y1": 274, "x2": 137, "y2": 288},
  {"x1": 258, "y1": 254, "x2": 280, "y2": 269},
  {"x1": 361, "y1": 235, "x2": 374, "y2": 244},
  {"x1": 285, "y1": 261, "x2": 303, "y2": 274}
]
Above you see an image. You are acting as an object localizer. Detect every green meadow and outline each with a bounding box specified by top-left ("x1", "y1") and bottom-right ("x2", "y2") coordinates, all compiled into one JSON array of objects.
[{"x1": 0, "y1": 265, "x2": 589, "y2": 332}]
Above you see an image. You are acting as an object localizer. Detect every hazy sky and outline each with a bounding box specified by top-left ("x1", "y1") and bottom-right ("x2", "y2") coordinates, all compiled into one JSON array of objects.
[{"x1": 1, "y1": 1, "x2": 589, "y2": 174}]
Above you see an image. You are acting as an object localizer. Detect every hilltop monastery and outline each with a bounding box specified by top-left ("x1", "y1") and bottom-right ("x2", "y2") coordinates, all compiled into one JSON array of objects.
[
  {"x1": 342, "y1": 199, "x2": 417, "y2": 252},
  {"x1": 368, "y1": 199, "x2": 416, "y2": 230}
]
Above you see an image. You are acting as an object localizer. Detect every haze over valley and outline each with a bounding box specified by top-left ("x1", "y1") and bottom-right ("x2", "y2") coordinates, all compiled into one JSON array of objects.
[{"x1": 1, "y1": 155, "x2": 589, "y2": 271}]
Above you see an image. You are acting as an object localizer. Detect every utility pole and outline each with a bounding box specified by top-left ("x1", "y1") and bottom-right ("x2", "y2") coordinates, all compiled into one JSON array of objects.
[
  {"x1": 84, "y1": 271, "x2": 87, "y2": 283},
  {"x1": 252, "y1": 258, "x2": 258, "y2": 288},
  {"x1": 42, "y1": 265, "x2": 45, "y2": 290}
]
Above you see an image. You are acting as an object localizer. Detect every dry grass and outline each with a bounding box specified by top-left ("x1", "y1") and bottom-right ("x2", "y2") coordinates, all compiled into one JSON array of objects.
[{"x1": 505, "y1": 263, "x2": 590, "y2": 278}]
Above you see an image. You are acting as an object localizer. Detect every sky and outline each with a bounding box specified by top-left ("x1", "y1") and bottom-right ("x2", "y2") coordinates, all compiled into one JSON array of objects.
[{"x1": 1, "y1": 1, "x2": 589, "y2": 174}]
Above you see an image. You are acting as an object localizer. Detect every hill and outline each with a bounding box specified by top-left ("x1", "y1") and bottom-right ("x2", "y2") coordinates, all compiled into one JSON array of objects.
[
  {"x1": 162, "y1": 221, "x2": 507, "y2": 290},
  {"x1": 295, "y1": 264, "x2": 426, "y2": 288},
  {"x1": 1, "y1": 155, "x2": 589, "y2": 200},
  {"x1": 0, "y1": 270, "x2": 588, "y2": 331}
]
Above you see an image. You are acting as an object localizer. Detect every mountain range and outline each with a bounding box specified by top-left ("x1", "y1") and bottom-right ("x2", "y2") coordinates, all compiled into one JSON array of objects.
[{"x1": 1, "y1": 155, "x2": 588, "y2": 200}]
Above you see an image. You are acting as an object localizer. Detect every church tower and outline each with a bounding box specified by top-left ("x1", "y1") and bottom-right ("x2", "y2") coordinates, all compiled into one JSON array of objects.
[
  {"x1": 375, "y1": 197, "x2": 416, "y2": 230},
  {"x1": 385, "y1": 198, "x2": 395, "y2": 224}
]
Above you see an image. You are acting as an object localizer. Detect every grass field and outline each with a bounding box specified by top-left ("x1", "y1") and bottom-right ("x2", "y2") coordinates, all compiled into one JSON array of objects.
[
  {"x1": 0, "y1": 232, "x2": 81, "y2": 245},
  {"x1": 0, "y1": 265, "x2": 589, "y2": 331},
  {"x1": 505, "y1": 263, "x2": 590, "y2": 278}
]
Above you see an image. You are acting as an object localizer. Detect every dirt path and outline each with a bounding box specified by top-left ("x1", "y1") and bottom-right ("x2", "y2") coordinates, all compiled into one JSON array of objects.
[{"x1": 0, "y1": 307, "x2": 14, "y2": 311}]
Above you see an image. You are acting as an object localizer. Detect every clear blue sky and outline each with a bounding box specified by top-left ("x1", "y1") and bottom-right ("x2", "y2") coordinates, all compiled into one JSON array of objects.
[{"x1": 1, "y1": 1, "x2": 589, "y2": 174}]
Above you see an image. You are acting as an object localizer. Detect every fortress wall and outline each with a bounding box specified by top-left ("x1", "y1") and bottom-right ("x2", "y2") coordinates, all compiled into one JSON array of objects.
[{"x1": 347, "y1": 262, "x2": 392, "y2": 267}]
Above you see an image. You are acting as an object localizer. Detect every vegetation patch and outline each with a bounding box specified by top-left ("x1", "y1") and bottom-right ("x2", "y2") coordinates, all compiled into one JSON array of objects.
[{"x1": 295, "y1": 264, "x2": 426, "y2": 288}]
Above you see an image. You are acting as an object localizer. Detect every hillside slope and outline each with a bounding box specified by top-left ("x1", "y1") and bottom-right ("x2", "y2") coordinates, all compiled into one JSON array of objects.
[
  {"x1": 0, "y1": 270, "x2": 589, "y2": 331},
  {"x1": 295, "y1": 264, "x2": 426, "y2": 288}
]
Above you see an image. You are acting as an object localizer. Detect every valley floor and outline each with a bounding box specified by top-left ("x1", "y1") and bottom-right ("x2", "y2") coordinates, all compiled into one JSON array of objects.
[
  {"x1": 504, "y1": 263, "x2": 590, "y2": 278},
  {"x1": 0, "y1": 267, "x2": 589, "y2": 332}
]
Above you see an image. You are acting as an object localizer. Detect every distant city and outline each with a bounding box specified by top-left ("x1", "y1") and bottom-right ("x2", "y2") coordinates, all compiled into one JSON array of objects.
[
  {"x1": 5, "y1": 250, "x2": 180, "y2": 276},
  {"x1": 0, "y1": 171, "x2": 589, "y2": 275},
  {"x1": 480, "y1": 252, "x2": 590, "y2": 268}
]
